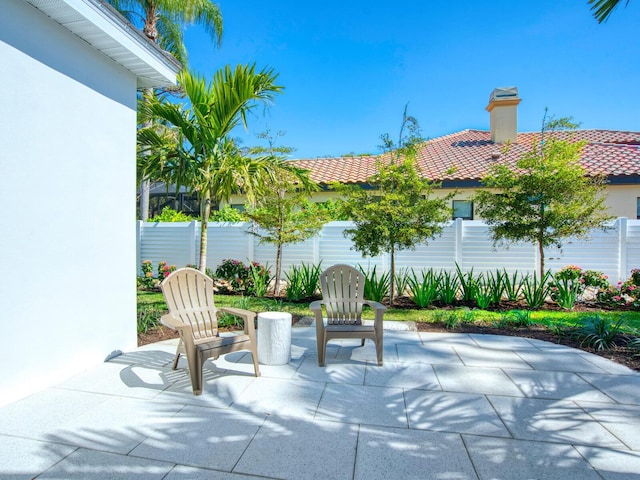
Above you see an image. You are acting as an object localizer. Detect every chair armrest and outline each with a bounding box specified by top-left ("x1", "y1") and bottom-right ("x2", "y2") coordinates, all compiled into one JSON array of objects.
[
  {"x1": 363, "y1": 300, "x2": 387, "y2": 312},
  {"x1": 309, "y1": 300, "x2": 324, "y2": 314},
  {"x1": 363, "y1": 300, "x2": 387, "y2": 327},
  {"x1": 309, "y1": 300, "x2": 326, "y2": 333},
  {"x1": 218, "y1": 307, "x2": 257, "y2": 336},
  {"x1": 160, "y1": 314, "x2": 194, "y2": 339}
]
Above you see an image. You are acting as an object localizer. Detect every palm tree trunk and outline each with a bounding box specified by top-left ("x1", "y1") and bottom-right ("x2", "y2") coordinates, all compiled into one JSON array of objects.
[
  {"x1": 139, "y1": 89, "x2": 154, "y2": 221},
  {"x1": 199, "y1": 190, "x2": 212, "y2": 272},
  {"x1": 139, "y1": 178, "x2": 150, "y2": 220}
]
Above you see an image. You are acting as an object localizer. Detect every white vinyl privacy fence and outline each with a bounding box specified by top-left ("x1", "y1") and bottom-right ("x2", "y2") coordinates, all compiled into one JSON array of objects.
[{"x1": 136, "y1": 218, "x2": 640, "y2": 283}]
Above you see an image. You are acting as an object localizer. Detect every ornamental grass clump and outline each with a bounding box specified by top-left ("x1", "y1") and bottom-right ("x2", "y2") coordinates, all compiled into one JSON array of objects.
[
  {"x1": 573, "y1": 314, "x2": 626, "y2": 351},
  {"x1": 521, "y1": 271, "x2": 552, "y2": 309},
  {"x1": 407, "y1": 269, "x2": 440, "y2": 307},
  {"x1": 358, "y1": 265, "x2": 391, "y2": 303},
  {"x1": 438, "y1": 270, "x2": 459, "y2": 305},
  {"x1": 285, "y1": 262, "x2": 321, "y2": 301},
  {"x1": 503, "y1": 269, "x2": 524, "y2": 302}
]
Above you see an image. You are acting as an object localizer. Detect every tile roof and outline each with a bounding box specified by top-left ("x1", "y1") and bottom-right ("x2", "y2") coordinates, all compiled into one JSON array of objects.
[{"x1": 292, "y1": 129, "x2": 640, "y2": 185}]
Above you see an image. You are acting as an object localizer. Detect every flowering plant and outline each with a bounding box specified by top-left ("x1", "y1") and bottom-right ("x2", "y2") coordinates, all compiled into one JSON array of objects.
[
  {"x1": 214, "y1": 259, "x2": 271, "y2": 296},
  {"x1": 137, "y1": 260, "x2": 175, "y2": 290}
]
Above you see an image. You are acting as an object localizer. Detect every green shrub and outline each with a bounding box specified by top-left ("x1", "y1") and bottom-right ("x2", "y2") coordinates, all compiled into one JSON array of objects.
[
  {"x1": 148, "y1": 206, "x2": 193, "y2": 222},
  {"x1": 582, "y1": 270, "x2": 610, "y2": 290},
  {"x1": 210, "y1": 205, "x2": 246, "y2": 222}
]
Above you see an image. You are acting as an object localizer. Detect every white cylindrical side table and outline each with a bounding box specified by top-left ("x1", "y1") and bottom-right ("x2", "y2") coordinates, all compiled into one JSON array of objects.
[{"x1": 257, "y1": 311, "x2": 292, "y2": 365}]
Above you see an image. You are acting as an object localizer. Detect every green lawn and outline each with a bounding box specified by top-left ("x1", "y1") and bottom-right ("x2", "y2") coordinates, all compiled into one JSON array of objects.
[{"x1": 137, "y1": 291, "x2": 640, "y2": 335}]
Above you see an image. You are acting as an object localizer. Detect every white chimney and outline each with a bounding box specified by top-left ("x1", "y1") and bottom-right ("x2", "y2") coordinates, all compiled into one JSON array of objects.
[{"x1": 486, "y1": 86, "x2": 521, "y2": 144}]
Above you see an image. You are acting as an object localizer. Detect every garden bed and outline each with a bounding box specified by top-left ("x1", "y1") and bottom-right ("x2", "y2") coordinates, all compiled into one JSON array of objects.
[{"x1": 138, "y1": 298, "x2": 640, "y2": 372}]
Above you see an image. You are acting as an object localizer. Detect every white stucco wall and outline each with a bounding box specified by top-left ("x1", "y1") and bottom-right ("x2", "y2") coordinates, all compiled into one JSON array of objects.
[{"x1": 0, "y1": 0, "x2": 138, "y2": 406}]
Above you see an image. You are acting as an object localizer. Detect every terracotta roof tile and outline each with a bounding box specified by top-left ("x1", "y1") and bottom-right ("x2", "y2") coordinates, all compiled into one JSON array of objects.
[{"x1": 292, "y1": 129, "x2": 640, "y2": 184}]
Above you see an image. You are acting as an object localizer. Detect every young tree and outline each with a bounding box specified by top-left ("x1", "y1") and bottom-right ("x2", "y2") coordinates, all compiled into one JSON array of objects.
[
  {"x1": 474, "y1": 112, "x2": 613, "y2": 278},
  {"x1": 138, "y1": 66, "x2": 307, "y2": 272},
  {"x1": 338, "y1": 109, "x2": 452, "y2": 306},
  {"x1": 244, "y1": 132, "x2": 323, "y2": 296}
]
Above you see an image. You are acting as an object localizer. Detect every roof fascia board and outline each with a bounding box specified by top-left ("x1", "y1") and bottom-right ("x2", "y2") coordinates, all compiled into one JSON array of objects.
[{"x1": 25, "y1": 0, "x2": 180, "y2": 88}]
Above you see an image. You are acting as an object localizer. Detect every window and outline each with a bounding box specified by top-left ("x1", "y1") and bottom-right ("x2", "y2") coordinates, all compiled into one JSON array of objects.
[{"x1": 452, "y1": 200, "x2": 473, "y2": 220}]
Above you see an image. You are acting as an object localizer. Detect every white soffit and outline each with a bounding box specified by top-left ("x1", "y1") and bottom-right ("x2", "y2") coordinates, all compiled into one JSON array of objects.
[{"x1": 23, "y1": 0, "x2": 181, "y2": 88}]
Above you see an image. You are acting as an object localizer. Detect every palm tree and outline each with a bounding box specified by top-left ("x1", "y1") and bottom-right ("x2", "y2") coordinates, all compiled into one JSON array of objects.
[
  {"x1": 106, "y1": 0, "x2": 223, "y2": 220},
  {"x1": 589, "y1": 0, "x2": 630, "y2": 22},
  {"x1": 138, "y1": 65, "x2": 312, "y2": 272}
]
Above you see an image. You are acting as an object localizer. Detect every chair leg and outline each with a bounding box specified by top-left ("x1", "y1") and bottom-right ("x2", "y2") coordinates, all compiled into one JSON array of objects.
[
  {"x1": 186, "y1": 349, "x2": 203, "y2": 396},
  {"x1": 172, "y1": 338, "x2": 183, "y2": 370},
  {"x1": 316, "y1": 331, "x2": 326, "y2": 366},
  {"x1": 318, "y1": 338, "x2": 327, "y2": 367},
  {"x1": 172, "y1": 352, "x2": 181, "y2": 370},
  {"x1": 376, "y1": 337, "x2": 383, "y2": 366},
  {"x1": 251, "y1": 348, "x2": 261, "y2": 377}
]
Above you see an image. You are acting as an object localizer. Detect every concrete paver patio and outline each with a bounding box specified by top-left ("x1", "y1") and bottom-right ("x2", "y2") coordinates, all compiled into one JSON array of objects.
[{"x1": 1, "y1": 325, "x2": 640, "y2": 479}]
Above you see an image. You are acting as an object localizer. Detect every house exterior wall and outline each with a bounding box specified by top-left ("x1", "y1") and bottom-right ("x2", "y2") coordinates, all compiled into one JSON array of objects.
[
  {"x1": 227, "y1": 184, "x2": 640, "y2": 220},
  {"x1": 0, "y1": 0, "x2": 138, "y2": 406},
  {"x1": 604, "y1": 185, "x2": 640, "y2": 219}
]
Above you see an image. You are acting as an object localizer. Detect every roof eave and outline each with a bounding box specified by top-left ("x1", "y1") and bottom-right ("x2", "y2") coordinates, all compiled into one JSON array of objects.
[{"x1": 24, "y1": 0, "x2": 181, "y2": 88}]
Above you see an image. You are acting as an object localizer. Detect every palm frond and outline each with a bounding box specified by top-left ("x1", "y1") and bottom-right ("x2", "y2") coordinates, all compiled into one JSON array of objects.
[{"x1": 588, "y1": 0, "x2": 629, "y2": 23}]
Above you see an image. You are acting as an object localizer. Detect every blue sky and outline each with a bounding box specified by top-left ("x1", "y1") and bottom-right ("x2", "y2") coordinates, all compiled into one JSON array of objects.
[{"x1": 183, "y1": 1, "x2": 640, "y2": 159}]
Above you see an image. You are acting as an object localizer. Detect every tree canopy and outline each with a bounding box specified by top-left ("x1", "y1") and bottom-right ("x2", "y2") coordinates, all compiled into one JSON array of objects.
[
  {"x1": 474, "y1": 112, "x2": 613, "y2": 277},
  {"x1": 338, "y1": 110, "x2": 452, "y2": 305}
]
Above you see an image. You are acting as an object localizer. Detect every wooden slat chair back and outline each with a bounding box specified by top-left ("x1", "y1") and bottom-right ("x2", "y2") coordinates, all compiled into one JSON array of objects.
[
  {"x1": 160, "y1": 268, "x2": 260, "y2": 395},
  {"x1": 310, "y1": 264, "x2": 386, "y2": 366}
]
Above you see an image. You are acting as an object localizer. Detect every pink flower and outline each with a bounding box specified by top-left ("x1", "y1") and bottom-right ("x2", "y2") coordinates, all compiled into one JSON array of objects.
[{"x1": 613, "y1": 295, "x2": 621, "y2": 301}]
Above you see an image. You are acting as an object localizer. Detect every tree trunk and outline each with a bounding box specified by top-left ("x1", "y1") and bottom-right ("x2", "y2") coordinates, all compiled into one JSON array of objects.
[
  {"x1": 274, "y1": 242, "x2": 282, "y2": 296},
  {"x1": 199, "y1": 191, "x2": 212, "y2": 272},
  {"x1": 139, "y1": 87, "x2": 154, "y2": 221},
  {"x1": 389, "y1": 245, "x2": 396, "y2": 306},
  {"x1": 139, "y1": 178, "x2": 150, "y2": 221},
  {"x1": 273, "y1": 196, "x2": 285, "y2": 296},
  {"x1": 538, "y1": 240, "x2": 545, "y2": 279}
]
